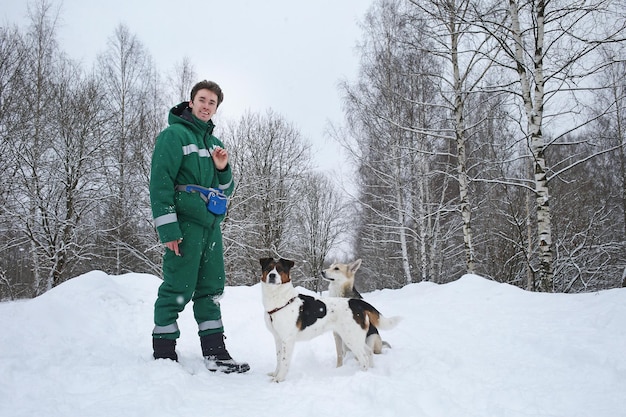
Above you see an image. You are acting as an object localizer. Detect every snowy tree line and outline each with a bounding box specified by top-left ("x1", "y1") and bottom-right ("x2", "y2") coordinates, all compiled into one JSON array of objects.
[{"x1": 1, "y1": 0, "x2": 625, "y2": 300}]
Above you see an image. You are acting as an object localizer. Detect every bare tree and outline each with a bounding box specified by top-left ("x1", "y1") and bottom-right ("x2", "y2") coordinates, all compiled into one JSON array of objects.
[
  {"x1": 96, "y1": 23, "x2": 163, "y2": 275},
  {"x1": 221, "y1": 110, "x2": 312, "y2": 285},
  {"x1": 291, "y1": 172, "x2": 351, "y2": 291},
  {"x1": 10, "y1": 0, "x2": 63, "y2": 294},
  {"x1": 42, "y1": 64, "x2": 110, "y2": 286},
  {"x1": 0, "y1": 25, "x2": 27, "y2": 299},
  {"x1": 0, "y1": 25, "x2": 25, "y2": 163},
  {"x1": 593, "y1": 46, "x2": 626, "y2": 237},
  {"x1": 166, "y1": 56, "x2": 196, "y2": 104},
  {"x1": 4, "y1": 1, "x2": 117, "y2": 292}
]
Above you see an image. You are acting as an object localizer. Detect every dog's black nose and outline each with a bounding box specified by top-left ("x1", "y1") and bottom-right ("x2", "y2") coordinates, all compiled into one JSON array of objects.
[{"x1": 269, "y1": 272, "x2": 276, "y2": 281}]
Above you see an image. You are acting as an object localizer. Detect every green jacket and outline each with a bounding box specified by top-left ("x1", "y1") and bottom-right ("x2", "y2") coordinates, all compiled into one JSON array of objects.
[{"x1": 150, "y1": 102, "x2": 234, "y2": 243}]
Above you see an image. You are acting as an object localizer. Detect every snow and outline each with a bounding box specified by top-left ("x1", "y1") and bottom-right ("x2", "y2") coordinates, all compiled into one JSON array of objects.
[{"x1": 1, "y1": 271, "x2": 625, "y2": 417}]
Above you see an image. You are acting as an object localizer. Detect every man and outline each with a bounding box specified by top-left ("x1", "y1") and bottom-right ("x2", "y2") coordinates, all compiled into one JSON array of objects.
[{"x1": 149, "y1": 80, "x2": 249, "y2": 373}]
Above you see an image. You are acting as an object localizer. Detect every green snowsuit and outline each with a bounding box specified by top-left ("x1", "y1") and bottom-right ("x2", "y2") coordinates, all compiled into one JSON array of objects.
[{"x1": 149, "y1": 102, "x2": 234, "y2": 341}]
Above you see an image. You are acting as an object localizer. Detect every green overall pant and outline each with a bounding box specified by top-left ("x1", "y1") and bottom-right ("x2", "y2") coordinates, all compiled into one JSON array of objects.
[{"x1": 153, "y1": 220, "x2": 225, "y2": 340}]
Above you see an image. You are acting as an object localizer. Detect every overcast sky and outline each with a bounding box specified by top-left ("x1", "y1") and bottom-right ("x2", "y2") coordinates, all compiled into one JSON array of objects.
[{"x1": 2, "y1": 0, "x2": 372, "y2": 182}]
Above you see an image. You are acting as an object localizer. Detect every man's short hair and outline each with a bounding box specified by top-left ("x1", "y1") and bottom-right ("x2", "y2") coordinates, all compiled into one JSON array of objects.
[{"x1": 190, "y1": 80, "x2": 224, "y2": 107}]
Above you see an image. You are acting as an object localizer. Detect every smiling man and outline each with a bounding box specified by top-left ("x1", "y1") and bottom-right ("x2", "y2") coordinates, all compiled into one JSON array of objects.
[{"x1": 149, "y1": 80, "x2": 249, "y2": 373}]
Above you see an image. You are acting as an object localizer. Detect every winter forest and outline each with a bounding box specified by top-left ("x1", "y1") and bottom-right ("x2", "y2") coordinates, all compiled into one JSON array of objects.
[{"x1": 1, "y1": 0, "x2": 625, "y2": 301}]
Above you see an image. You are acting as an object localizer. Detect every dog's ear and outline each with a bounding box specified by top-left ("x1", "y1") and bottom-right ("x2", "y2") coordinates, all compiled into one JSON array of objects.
[
  {"x1": 349, "y1": 259, "x2": 362, "y2": 273},
  {"x1": 278, "y1": 258, "x2": 295, "y2": 272},
  {"x1": 259, "y1": 258, "x2": 274, "y2": 270}
]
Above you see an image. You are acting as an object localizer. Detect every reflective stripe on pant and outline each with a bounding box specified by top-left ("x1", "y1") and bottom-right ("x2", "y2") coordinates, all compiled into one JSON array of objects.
[{"x1": 153, "y1": 220, "x2": 226, "y2": 339}]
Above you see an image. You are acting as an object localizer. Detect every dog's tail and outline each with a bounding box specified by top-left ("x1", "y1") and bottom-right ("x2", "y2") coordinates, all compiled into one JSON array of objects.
[{"x1": 349, "y1": 299, "x2": 402, "y2": 330}]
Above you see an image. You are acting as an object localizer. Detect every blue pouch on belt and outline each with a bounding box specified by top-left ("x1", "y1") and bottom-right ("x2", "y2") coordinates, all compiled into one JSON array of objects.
[
  {"x1": 205, "y1": 189, "x2": 228, "y2": 215},
  {"x1": 177, "y1": 185, "x2": 228, "y2": 215}
]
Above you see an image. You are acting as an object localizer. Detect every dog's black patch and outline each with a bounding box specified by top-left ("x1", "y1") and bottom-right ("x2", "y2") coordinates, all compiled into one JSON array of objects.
[
  {"x1": 348, "y1": 288, "x2": 379, "y2": 335},
  {"x1": 260, "y1": 257, "x2": 294, "y2": 274},
  {"x1": 348, "y1": 298, "x2": 381, "y2": 330},
  {"x1": 296, "y1": 294, "x2": 327, "y2": 330}
]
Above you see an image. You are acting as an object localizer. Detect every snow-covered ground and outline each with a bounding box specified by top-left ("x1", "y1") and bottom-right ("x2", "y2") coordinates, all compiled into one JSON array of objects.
[{"x1": 1, "y1": 270, "x2": 624, "y2": 417}]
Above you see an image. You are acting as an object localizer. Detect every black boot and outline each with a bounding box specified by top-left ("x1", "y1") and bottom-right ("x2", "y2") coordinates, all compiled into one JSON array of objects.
[
  {"x1": 200, "y1": 333, "x2": 250, "y2": 374},
  {"x1": 153, "y1": 337, "x2": 178, "y2": 361}
]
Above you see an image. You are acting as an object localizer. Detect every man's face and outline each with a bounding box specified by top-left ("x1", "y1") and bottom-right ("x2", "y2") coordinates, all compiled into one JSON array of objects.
[{"x1": 189, "y1": 88, "x2": 218, "y2": 122}]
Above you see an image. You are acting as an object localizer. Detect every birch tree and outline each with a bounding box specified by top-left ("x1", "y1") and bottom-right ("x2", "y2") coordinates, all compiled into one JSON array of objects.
[
  {"x1": 407, "y1": 0, "x2": 502, "y2": 275},
  {"x1": 478, "y1": 0, "x2": 626, "y2": 291},
  {"x1": 342, "y1": 2, "x2": 419, "y2": 286}
]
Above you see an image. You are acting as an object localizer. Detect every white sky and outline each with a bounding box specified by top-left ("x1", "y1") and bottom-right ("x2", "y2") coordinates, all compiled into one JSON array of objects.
[{"x1": 1, "y1": 0, "x2": 372, "y2": 180}]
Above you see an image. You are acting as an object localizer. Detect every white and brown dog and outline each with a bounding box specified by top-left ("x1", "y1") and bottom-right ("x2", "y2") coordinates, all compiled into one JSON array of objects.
[
  {"x1": 322, "y1": 259, "x2": 392, "y2": 367},
  {"x1": 260, "y1": 257, "x2": 400, "y2": 383}
]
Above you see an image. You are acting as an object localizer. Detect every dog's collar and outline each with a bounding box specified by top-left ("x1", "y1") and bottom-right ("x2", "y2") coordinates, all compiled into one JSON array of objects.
[{"x1": 267, "y1": 296, "x2": 298, "y2": 316}]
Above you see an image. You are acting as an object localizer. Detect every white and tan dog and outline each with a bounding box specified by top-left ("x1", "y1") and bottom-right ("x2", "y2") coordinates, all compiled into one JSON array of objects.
[
  {"x1": 260, "y1": 257, "x2": 400, "y2": 383},
  {"x1": 322, "y1": 259, "x2": 392, "y2": 367}
]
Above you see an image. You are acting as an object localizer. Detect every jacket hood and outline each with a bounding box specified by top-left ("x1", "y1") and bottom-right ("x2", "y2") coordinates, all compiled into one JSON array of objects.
[{"x1": 168, "y1": 101, "x2": 215, "y2": 135}]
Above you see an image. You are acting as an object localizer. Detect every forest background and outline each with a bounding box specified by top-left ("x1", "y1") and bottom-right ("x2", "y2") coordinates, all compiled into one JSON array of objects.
[{"x1": 1, "y1": 0, "x2": 625, "y2": 300}]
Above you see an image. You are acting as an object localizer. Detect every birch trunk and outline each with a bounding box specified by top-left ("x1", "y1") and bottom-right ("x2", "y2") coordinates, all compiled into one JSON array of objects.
[
  {"x1": 622, "y1": 122, "x2": 626, "y2": 239},
  {"x1": 617, "y1": 83, "x2": 626, "y2": 238},
  {"x1": 509, "y1": 0, "x2": 553, "y2": 291},
  {"x1": 417, "y1": 160, "x2": 429, "y2": 282},
  {"x1": 526, "y1": 187, "x2": 534, "y2": 291},
  {"x1": 392, "y1": 126, "x2": 413, "y2": 284},
  {"x1": 450, "y1": 20, "x2": 475, "y2": 274},
  {"x1": 396, "y1": 189, "x2": 412, "y2": 284}
]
